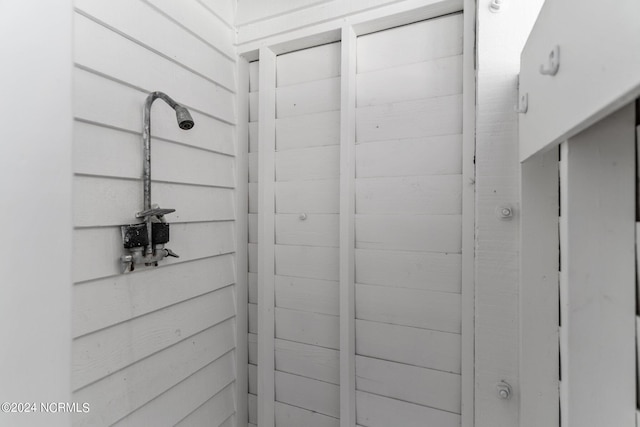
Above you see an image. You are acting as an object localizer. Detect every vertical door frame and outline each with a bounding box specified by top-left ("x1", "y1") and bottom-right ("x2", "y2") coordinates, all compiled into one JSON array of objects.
[
  {"x1": 236, "y1": 57, "x2": 251, "y2": 427},
  {"x1": 256, "y1": 46, "x2": 277, "y2": 427},
  {"x1": 242, "y1": 2, "x2": 477, "y2": 426}
]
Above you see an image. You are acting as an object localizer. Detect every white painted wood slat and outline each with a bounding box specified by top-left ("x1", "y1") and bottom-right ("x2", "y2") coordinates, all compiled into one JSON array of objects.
[
  {"x1": 276, "y1": 145, "x2": 340, "y2": 181},
  {"x1": 275, "y1": 245, "x2": 339, "y2": 281},
  {"x1": 275, "y1": 308, "x2": 339, "y2": 350},
  {"x1": 277, "y1": 42, "x2": 341, "y2": 87},
  {"x1": 275, "y1": 401, "x2": 339, "y2": 427},
  {"x1": 355, "y1": 355, "x2": 461, "y2": 414},
  {"x1": 275, "y1": 275, "x2": 339, "y2": 316},
  {"x1": 356, "y1": 391, "x2": 460, "y2": 427},
  {"x1": 355, "y1": 283, "x2": 461, "y2": 333},
  {"x1": 275, "y1": 371, "x2": 340, "y2": 418},
  {"x1": 276, "y1": 180, "x2": 339, "y2": 214},
  {"x1": 275, "y1": 339, "x2": 340, "y2": 384},
  {"x1": 276, "y1": 77, "x2": 341, "y2": 118},
  {"x1": 175, "y1": 383, "x2": 236, "y2": 427},
  {"x1": 276, "y1": 111, "x2": 340, "y2": 151},
  {"x1": 276, "y1": 214, "x2": 339, "y2": 247}
]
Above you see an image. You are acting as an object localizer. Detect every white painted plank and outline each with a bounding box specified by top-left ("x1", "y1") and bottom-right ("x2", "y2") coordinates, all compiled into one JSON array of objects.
[
  {"x1": 74, "y1": 14, "x2": 235, "y2": 123},
  {"x1": 145, "y1": 0, "x2": 236, "y2": 59},
  {"x1": 74, "y1": 70, "x2": 235, "y2": 155},
  {"x1": 249, "y1": 364, "x2": 258, "y2": 395},
  {"x1": 248, "y1": 303, "x2": 258, "y2": 334},
  {"x1": 75, "y1": 0, "x2": 235, "y2": 87},
  {"x1": 277, "y1": 42, "x2": 341, "y2": 87},
  {"x1": 249, "y1": 122, "x2": 259, "y2": 152},
  {"x1": 355, "y1": 214, "x2": 462, "y2": 253},
  {"x1": 249, "y1": 61, "x2": 260, "y2": 92},
  {"x1": 248, "y1": 243, "x2": 258, "y2": 273},
  {"x1": 276, "y1": 339, "x2": 340, "y2": 384},
  {"x1": 198, "y1": 0, "x2": 235, "y2": 27},
  {"x1": 356, "y1": 391, "x2": 460, "y2": 427},
  {"x1": 112, "y1": 358, "x2": 235, "y2": 427},
  {"x1": 355, "y1": 283, "x2": 461, "y2": 333},
  {"x1": 356, "y1": 13, "x2": 463, "y2": 73},
  {"x1": 248, "y1": 334, "x2": 258, "y2": 365},
  {"x1": 356, "y1": 54, "x2": 462, "y2": 107},
  {"x1": 219, "y1": 413, "x2": 236, "y2": 427},
  {"x1": 249, "y1": 183, "x2": 259, "y2": 213},
  {"x1": 340, "y1": 25, "x2": 358, "y2": 427},
  {"x1": 275, "y1": 214, "x2": 339, "y2": 247},
  {"x1": 355, "y1": 94, "x2": 462, "y2": 143},
  {"x1": 356, "y1": 319, "x2": 460, "y2": 374},
  {"x1": 248, "y1": 393, "x2": 258, "y2": 424},
  {"x1": 275, "y1": 371, "x2": 340, "y2": 418},
  {"x1": 249, "y1": 214, "x2": 258, "y2": 244},
  {"x1": 276, "y1": 145, "x2": 340, "y2": 181},
  {"x1": 73, "y1": 221, "x2": 235, "y2": 283},
  {"x1": 73, "y1": 254, "x2": 235, "y2": 337},
  {"x1": 257, "y1": 46, "x2": 277, "y2": 427},
  {"x1": 519, "y1": 149, "x2": 559, "y2": 427},
  {"x1": 72, "y1": 286, "x2": 235, "y2": 390},
  {"x1": 175, "y1": 382, "x2": 236, "y2": 427},
  {"x1": 276, "y1": 180, "x2": 339, "y2": 214},
  {"x1": 356, "y1": 175, "x2": 462, "y2": 215},
  {"x1": 355, "y1": 355, "x2": 461, "y2": 413},
  {"x1": 275, "y1": 308, "x2": 340, "y2": 350},
  {"x1": 275, "y1": 401, "x2": 339, "y2": 427},
  {"x1": 355, "y1": 249, "x2": 461, "y2": 293},
  {"x1": 72, "y1": 319, "x2": 235, "y2": 427},
  {"x1": 275, "y1": 275, "x2": 339, "y2": 316},
  {"x1": 73, "y1": 177, "x2": 235, "y2": 227},
  {"x1": 236, "y1": 0, "x2": 332, "y2": 26},
  {"x1": 275, "y1": 245, "x2": 339, "y2": 281},
  {"x1": 276, "y1": 111, "x2": 340, "y2": 151},
  {"x1": 249, "y1": 272, "x2": 258, "y2": 304},
  {"x1": 249, "y1": 152, "x2": 259, "y2": 183},
  {"x1": 276, "y1": 77, "x2": 341, "y2": 118},
  {"x1": 559, "y1": 105, "x2": 636, "y2": 427},
  {"x1": 355, "y1": 135, "x2": 462, "y2": 177},
  {"x1": 249, "y1": 91, "x2": 259, "y2": 123}
]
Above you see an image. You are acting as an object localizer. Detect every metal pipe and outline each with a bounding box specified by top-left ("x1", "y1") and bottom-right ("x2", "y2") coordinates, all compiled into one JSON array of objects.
[{"x1": 142, "y1": 91, "x2": 194, "y2": 255}]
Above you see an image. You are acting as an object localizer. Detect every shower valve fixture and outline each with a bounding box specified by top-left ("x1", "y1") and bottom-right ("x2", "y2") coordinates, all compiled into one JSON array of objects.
[{"x1": 120, "y1": 91, "x2": 195, "y2": 273}]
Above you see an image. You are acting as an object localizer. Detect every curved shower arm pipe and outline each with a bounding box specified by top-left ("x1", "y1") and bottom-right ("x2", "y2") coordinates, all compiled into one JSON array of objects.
[{"x1": 141, "y1": 91, "x2": 194, "y2": 255}]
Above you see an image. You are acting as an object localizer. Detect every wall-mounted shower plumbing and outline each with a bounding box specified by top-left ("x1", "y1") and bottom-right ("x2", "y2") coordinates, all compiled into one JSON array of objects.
[{"x1": 120, "y1": 91, "x2": 195, "y2": 273}]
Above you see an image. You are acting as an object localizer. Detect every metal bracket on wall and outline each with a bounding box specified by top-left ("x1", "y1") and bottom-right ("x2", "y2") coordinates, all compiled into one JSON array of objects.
[{"x1": 539, "y1": 45, "x2": 560, "y2": 76}]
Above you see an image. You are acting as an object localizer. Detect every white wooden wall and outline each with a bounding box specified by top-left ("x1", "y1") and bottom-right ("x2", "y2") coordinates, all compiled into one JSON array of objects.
[
  {"x1": 354, "y1": 15, "x2": 464, "y2": 427},
  {"x1": 1, "y1": 2, "x2": 73, "y2": 426},
  {"x1": 71, "y1": 1, "x2": 239, "y2": 425}
]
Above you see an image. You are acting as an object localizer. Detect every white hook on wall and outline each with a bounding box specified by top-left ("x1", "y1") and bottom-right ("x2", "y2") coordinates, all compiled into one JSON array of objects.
[{"x1": 489, "y1": 0, "x2": 504, "y2": 13}]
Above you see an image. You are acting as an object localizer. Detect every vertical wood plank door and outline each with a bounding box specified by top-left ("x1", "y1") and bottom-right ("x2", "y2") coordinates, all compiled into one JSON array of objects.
[
  {"x1": 354, "y1": 14, "x2": 464, "y2": 427},
  {"x1": 273, "y1": 42, "x2": 342, "y2": 427}
]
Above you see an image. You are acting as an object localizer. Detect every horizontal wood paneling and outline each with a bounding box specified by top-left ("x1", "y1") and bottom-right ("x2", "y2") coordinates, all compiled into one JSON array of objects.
[
  {"x1": 355, "y1": 214, "x2": 462, "y2": 252},
  {"x1": 276, "y1": 180, "x2": 339, "y2": 213},
  {"x1": 276, "y1": 339, "x2": 340, "y2": 384},
  {"x1": 248, "y1": 333, "x2": 258, "y2": 364},
  {"x1": 275, "y1": 275, "x2": 340, "y2": 315},
  {"x1": 276, "y1": 77, "x2": 341, "y2": 118},
  {"x1": 275, "y1": 308, "x2": 340, "y2": 349},
  {"x1": 248, "y1": 303, "x2": 258, "y2": 334},
  {"x1": 249, "y1": 214, "x2": 259, "y2": 243},
  {"x1": 73, "y1": 221, "x2": 235, "y2": 283},
  {"x1": 72, "y1": 286, "x2": 235, "y2": 390},
  {"x1": 355, "y1": 94, "x2": 462, "y2": 143},
  {"x1": 355, "y1": 135, "x2": 462, "y2": 177},
  {"x1": 175, "y1": 383, "x2": 236, "y2": 427},
  {"x1": 275, "y1": 401, "x2": 340, "y2": 427},
  {"x1": 356, "y1": 175, "x2": 462, "y2": 215},
  {"x1": 276, "y1": 214, "x2": 340, "y2": 247},
  {"x1": 355, "y1": 355, "x2": 461, "y2": 413},
  {"x1": 249, "y1": 61, "x2": 260, "y2": 92},
  {"x1": 249, "y1": 91, "x2": 260, "y2": 122},
  {"x1": 249, "y1": 152, "x2": 259, "y2": 183},
  {"x1": 357, "y1": 55, "x2": 462, "y2": 107},
  {"x1": 248, "y1": 243, "x2": 258, "y2": 273},
  {"x1": 356, "y1": 391, "x2": 460, "y2": 427},
  {"x1": 248, "y1": 393, "x2": 258, "y2": 424},
  {"x1": 356, "y1": 319, "x2": 461, "y2": 373},
  {"x1": 277, "y1": 42, "x2": 341, "y2": 87},
  {"x1": 249, "y1": 122, "x2": 260, "y2": 152},
  {"x1": 249, "y1": 272, "x2": 258, "y2": 303},
  {"x1": 355, "y1": 283, "x2": 461, "y2": 333},
  {"x1": 72, "y1": 319, "x2": 235, "y2": 426},
  {"x1": 75, "y1": 0, "x2": 235, "y2": 88},
  {"x1": 73, "y1": 70, "x2": 235, "y2": 155},
  {"x1": 74, "y1": 13, "x2": 235, "y2": 123},
  {"x1": 276, "y1": 111, "x2": 340, "y2": 151},
  {"x1": 275, "y1": 371, "x2": 340, "y2": 418},
  {"x1": 275, "y1": 245, "x2": 339, "y2": 281},
  {"x1": 145, "y1": 0, "x2": 236, "y2": 59},
  {"x1": 356, "y1": 13, "x2": 463, "y2": 74},
  {"x1": 355, "y1": 249, "x2": 461, "y2": 293},
  {"x1": 276, "y1": 145, "x2": 340, "y2": 181},
  {"x1": 112, "y1": 355, "x2": 235, "y2": 426},
  {"x1": 73, "y1": 177, "x2": 235, "y2": 227},
  {"x1": 249, "y1": 183, "x2": 259, "y2": 213},
  {"x1": 249, "y1": 364, "x2": 258, "y2": 395},
  {"x1": 73, "y1": 254, "x2": 235, "y2": 337}
]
